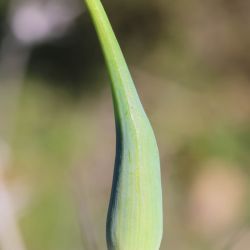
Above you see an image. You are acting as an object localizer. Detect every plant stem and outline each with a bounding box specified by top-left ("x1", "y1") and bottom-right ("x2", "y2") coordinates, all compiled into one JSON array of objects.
[{"x1": 84, "y1": 0, "x2": 144, "y2": 122}]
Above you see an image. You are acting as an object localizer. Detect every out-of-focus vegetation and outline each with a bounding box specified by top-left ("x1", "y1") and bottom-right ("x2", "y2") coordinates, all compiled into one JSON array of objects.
[{"x1": 0, "y1": 0, "x2": 249, "y2": 250}]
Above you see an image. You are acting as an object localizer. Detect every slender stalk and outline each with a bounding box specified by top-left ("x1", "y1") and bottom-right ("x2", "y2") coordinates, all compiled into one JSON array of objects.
[
  {"x1": 84, "y1": 0, "x2": 144, "y2": 120},
  {"x1": 84, "y1": 0, "x2": 163, "y2": 249}
]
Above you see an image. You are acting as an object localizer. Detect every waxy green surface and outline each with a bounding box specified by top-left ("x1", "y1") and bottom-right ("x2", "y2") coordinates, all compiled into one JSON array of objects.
[{"x1": 84, "y1": 0, "x2": 163, "y2": 249}]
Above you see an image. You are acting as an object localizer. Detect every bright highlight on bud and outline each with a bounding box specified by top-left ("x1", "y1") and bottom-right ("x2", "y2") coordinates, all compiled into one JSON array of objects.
[{"x1": 84, "y1": 0, "x2": 163, "y2": 249}]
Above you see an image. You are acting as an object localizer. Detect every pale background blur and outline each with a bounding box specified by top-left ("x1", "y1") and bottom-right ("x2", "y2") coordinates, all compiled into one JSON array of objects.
[{"x1": 0, "y1": 0, "x2": 249, "y2": 250}]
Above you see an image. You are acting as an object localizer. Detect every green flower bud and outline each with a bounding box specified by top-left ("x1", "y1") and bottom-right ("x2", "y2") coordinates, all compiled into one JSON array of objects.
[{"x1": 84, "y1": 0, "x2": 163, "y2": 249}]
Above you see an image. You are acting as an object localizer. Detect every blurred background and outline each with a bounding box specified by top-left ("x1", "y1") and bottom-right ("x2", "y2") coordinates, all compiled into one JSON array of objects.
[{"x1": 0, "y1": 0, "x2": 249, "y2": 249}]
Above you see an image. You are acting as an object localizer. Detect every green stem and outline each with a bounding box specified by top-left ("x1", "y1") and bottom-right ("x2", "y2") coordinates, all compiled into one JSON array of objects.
[{"x1": 84, "y1": 0, "x2": 144, "y2": 121}]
